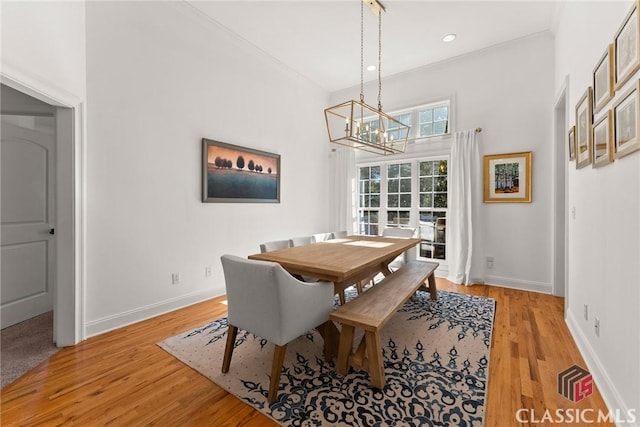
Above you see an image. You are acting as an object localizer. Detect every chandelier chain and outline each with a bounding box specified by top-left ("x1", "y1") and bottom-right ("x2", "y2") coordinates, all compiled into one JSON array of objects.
[
  {"x1": 378, "y1": 10, "x2": 382, "y2": 111},
  {"x1": 360, "y1": 0, "x2": 364, "y2": 103}
]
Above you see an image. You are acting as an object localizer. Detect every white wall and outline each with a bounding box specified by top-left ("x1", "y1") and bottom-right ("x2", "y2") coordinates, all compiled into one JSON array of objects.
[
  {"x1": 554, "y1": 1, "x2": 640, "y2": 419},
  {"x1": 84, "y1": 1, "x2": 331, "y2": 335},
  {"x1": 331, "y1": 33, "x2": 555, "y2": 293},
  {"x1": 0, "y1": 1, "x2": 86, "y2": 101}
]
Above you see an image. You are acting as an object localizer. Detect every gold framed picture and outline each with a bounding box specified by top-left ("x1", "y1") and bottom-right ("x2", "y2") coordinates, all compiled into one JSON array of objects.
[
  {"x1": 593, "y1": 44, "x2": 615, "y2": 113},
  {"x1": 614, "y1": 0, "x2": 640, "y2": 89},
  {"x1": 575, "y1": 87, "x2": 593, "y2": 169},
  {"x1": 592, "y1": 110, "x2": 614, "y2": 168},
  {"x1": 568, "y1": 125, "x2": 576, "y2": 161},
  {"x1": 613, "y1": 79, "x2": 640, "y2": 159},
  {"x1": 483, "y1": 151, "x2": 532, "y2": 203}
]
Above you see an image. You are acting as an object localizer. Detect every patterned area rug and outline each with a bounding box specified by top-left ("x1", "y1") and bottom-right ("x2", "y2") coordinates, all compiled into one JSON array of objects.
[{"x1": 158, "y1": 290, "x2": 495, "y2": 426}]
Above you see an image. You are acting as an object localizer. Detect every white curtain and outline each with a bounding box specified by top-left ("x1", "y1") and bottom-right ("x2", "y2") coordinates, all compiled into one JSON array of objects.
[
  {"x1": 446, "y1": 130, "x2": 484, "y2": 285},
  {"x1": 331, "y1": 147, "x2": 357, "y2": 234}
]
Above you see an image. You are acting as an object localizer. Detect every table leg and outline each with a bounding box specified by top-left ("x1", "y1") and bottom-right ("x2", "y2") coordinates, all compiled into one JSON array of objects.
[
  {"x1": 337, "y1": 324, "x2": 355, "y2": 375},
  {"x1": 316, "y1": 320, "x2": 340, "y2": 362},
  {"x1": 427, "y1": 273, "x2": 437, "y2": 300}
]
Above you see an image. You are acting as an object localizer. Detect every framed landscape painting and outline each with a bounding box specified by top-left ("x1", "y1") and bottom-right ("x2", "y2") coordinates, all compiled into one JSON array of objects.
[
  {"x1": 202, "y1": 138, "x2": 281, "y2": 203},
  {"x1": 568, "y1": 125, "x2": 576, "y2": 161},
  {"x1": 575, "y1": 87, "x2": 593, "y2": 169},
  {"x1": 483, "y1": 151, "x2": 532, "y2": 203},
  {"x1": 614, "y1": 0, "x2": 640, "y2": 89},
  {"x1": 593, "y1": 44, "x2": 614, "y2": 113},
  {"x1": 613, "y1": 80, "x2": 640, "y2": 159},
  {"x1": 592, "y1": 110, "x2": 614, "y2": 168}
]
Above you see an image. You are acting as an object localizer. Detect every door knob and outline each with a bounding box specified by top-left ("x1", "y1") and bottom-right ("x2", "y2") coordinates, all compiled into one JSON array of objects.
[{"x1": 49, "y1": 228, "x2": 55, "y2": 235}]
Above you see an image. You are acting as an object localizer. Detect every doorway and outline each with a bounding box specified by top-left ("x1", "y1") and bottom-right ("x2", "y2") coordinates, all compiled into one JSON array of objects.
[
  {"x1": 0, "y1": 80, "x2": 81, "y2": 347},
  {"x1": 553, "y1": 78, "x2": 569, "y2": 310},
  {"x1": 1, "y1": 87, "x2": 56, "y2": 328}
]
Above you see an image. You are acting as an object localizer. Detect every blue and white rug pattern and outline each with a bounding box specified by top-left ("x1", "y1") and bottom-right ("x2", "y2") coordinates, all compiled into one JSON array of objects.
[{"x1": 158, "y1": 290, "x2": 495, "y2": 426}]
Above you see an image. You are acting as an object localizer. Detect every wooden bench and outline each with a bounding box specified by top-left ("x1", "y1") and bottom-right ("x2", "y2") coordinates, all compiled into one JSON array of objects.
[{"x1": 329, "y1": 260, "x2": 439, "y2": 389}]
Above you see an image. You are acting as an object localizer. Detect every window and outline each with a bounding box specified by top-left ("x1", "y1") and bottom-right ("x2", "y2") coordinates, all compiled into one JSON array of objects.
[
  {"x1": 418, "y1": 160, "x2": 447, "y2": 259},
  {"x1": 357, "y1": 158, "x2": 448, "y2": 261},
  {"x1": 418, "y1": 102, "x2": 449, "y2": 138},
  {"x1": 360, "y1": 99, "x2": 451, "y2": 144},
  {"x1": 358, "y1": 166, "x2": 381, "y2": 235},
  {"x1": 386, "y1": 162, "x2": 412, "y2": 227}
]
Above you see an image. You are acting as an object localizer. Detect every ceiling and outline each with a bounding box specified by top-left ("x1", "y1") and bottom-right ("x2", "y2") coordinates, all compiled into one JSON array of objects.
[{"x1": 186, "y1": 1, "x2": 558, "y2": 92}]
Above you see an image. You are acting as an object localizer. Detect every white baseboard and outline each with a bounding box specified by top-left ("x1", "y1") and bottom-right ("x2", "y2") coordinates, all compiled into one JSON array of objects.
[
  {"x1": 483, "y1": 274, "x2": 552, "y2": 294},
  {"x1": 85, "y1": 290, "x2": 220, "y2": 338},
  {"x1": 566, "y1": 311, "x2": 639, "y2": 427}
]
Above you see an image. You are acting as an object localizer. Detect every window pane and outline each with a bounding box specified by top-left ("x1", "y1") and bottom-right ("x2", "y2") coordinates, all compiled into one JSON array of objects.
[
  {"x1": 371, "y1": 166, "x2": 380, "y2": 180},
  {"x1": 420, "y1": 161, "x2": 433, "y2": 176},
  {"x1": 360, "y1": 167, "x2": 369, "y2": 180},
  {"x1": 399, "y1": 211, "x2": 411, "y2": 224},
  {"x1": 359, "y1": 195, "x2": 365, "y2": 207},
  {"x1": 362, "y1": 180, "x2": 370, "y2": 193},
  {"x1": 388, "y1": 164, "x2": 399, "y2": 178},
  {"x1": 436, "y1": 160, "x2": 447, "y2": 175},
  {"x1": 420, "y1": 123, "x2": 433, "y2": 136},
  {"x1": 420, "y1": 194, "x2": 433, "y2": 208},
  {"x1": 400, "y1": 194, "x2": 411, "y2": 207},
  {"x1": 387, "y1": 211, "x2": 398, "y2": 225},
  {"x1": 371, "y1": 180, "x2": 380, "y2": 193},
  {"x1": 434, "y1": 120, "x2": 448, "y2": 135},
  {"x1": 400, "y1": 163, "x2": 411, "y2": 177},
  {"x1": 370, "y1": 225, "x2": 379, "y2": 236},
  {"x1": 434, "y1": 193, "x2": 447, "y2": 208},
  {"x1": 400, "y1": 178, "x2": 411, "y2": 192},
  {"x1": 370, "y1": 211, "x2": 379, "y2": 223},
  {"x1": 420, "y1": 177, "x2": 433, "y2": 192},
  {"x1": 388, "y1": 179, "x2": 399, "y2": 193},
  {"x1": 365, "y1": 195, "x2": 371, "y2": 207},
  {"x1": 388, "y1": 194, "x2": 398, "y2": 207},
  {"x1": 434, "y1": 106, "x2": 448, "y2": 121},
  {"x1": 371, "y1": 195, "x2": 380, "y2": 207},
  {"x1": 435, "y1": 176, "x2": 447, "y2": 191},
  {"x1": 362, "y1": 211, "x2": 369, "y2": 222},
  {"x1": 420, "y1": 110, "x2": 433, "y2": 122}
]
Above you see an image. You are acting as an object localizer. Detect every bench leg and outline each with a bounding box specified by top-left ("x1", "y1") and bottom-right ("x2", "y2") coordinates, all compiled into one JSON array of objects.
[
  {"x1": 365, "y1": 330, "x2": 385, "y2": 389},
  {"x1": 337, "y1": 324, "x2": 355, "y2": 375}
]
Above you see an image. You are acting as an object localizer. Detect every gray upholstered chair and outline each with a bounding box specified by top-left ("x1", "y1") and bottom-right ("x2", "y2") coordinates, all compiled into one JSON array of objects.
[
  {"x1": 220, "y1": 255, "x2": 334, "y2": 405},
  {"x1": 382, "y1": 227, "x2": 417, "y2": 270},
  {"x1": 259, "y1": 239, "x2": 290, "y2": 253},
  {"x1": 288, "y1": 236, "x2": 315, "y2": 247},
  {"x1": 331, "y1": 230, "x2": 348, "y2": 239},
  {"x1": 356, "y1": 227, "x2": 418, "y2": 293},
  {"x1": 313, "y1": 232, "x2": 333, "y2": 242}
]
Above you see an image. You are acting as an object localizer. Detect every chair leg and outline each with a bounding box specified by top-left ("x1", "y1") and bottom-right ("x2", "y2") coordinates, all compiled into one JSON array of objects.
[
  {"x1": 268, "y1": 344, "x2": 287, "y2": 405},
  {"x1": 221, "y1": 324, "x2": 238, "y2": 373}
]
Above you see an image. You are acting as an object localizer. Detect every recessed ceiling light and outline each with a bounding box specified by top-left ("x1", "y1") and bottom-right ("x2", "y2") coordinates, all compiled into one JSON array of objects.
[
  {"x1": 367, "y1": 65, "x2": 377, "y2": 71},
  {"x1": 442, "y1": 33, "x2": 456, "y2": 43}
]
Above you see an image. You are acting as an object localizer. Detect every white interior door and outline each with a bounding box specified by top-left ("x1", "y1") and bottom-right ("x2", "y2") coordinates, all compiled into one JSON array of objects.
[{"x1": 1, "y1": 120, "x2": 56, "y2": 328}]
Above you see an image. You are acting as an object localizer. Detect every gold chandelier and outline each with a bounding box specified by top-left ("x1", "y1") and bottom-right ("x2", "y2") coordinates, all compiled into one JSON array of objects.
[{"x1": 324, "y1": 0, "x2": 410, "y2": 155}]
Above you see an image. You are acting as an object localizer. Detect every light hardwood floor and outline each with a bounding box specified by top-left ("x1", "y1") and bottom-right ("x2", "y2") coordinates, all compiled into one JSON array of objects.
[{"x1": 1, "y1": 280, "x2": 614, "y2": 426}]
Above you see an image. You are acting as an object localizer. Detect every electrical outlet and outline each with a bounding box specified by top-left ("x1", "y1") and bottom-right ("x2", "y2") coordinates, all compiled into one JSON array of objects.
[
  {"x1": 205, "y1": 266, "x2": 212, "y2": 278},
  {"x1": 594, "y1": 317, "x2": 600, "y2": 337},
  {"x1": 584, "y1": 304, "x2": 588, "y2": 320},
  {"x1": 486, "y1": 256, "x2": 494, "y2": 269},
  {"x1": 172, "y1": 273, "x2": 181, "y2": 285}
]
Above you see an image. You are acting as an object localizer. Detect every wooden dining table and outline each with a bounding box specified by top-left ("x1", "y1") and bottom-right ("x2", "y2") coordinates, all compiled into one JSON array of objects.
[
  {"x1": 248, "y1": 234, "x2": 422, "y2": 366},
  {"x1": 248, "y1": 234, "x2": 421, "y2": 304}
]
